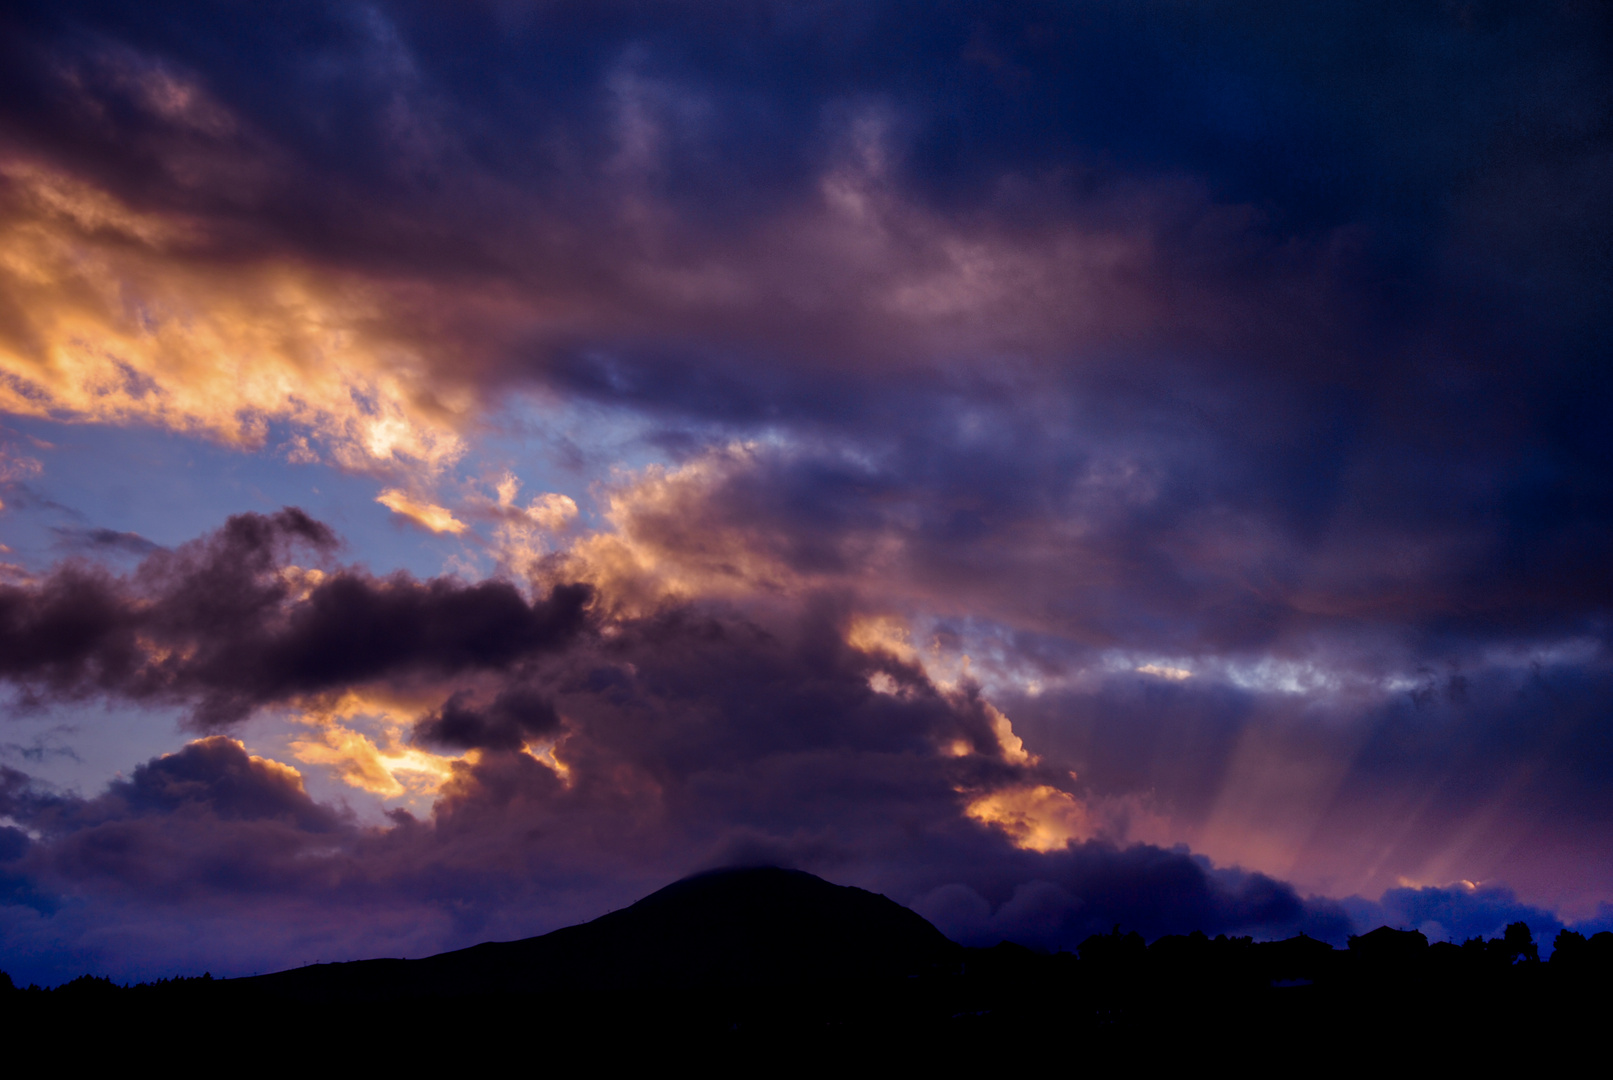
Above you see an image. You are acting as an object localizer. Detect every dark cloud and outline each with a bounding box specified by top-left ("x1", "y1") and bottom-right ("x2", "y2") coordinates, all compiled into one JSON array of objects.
[
  {"x1": 1341, "y1": 884, "x2": 1566, "y2": 953},
  {"x1": 0, "y1": 823, "x2": 28, "y2": 862},
  {"x1": 0, "y1": 482, "x2": 78, "y2": 518},
  {"x1": 0, "y1": 509, "x2": 591, "y2": 725},
  {"x1": 910, "y1": 843, "x2": 1352, "y2": 951},
  {"x1": 414, "y1": 686, "x2": 562, "y2": 752},
  {"x1": 8, "y1": 2, "x2": 1604, "y2": 231},
  {"x1": 0, "y1": 510, "x2": 1601, "y2": 985},
  {"x1": 0, "y1": 521, "x2": 1343, "y2": 984},
  {"x1": 111, "y1": 736, "x2": 338, "y2": 832},
  {"x1": 3, "y1": 3, "x2": 1608, "y2": 668},
  {"x1": 570, "y1": 428, "x2": 1613, "y2": 660},
  {"x1": 1, "y1": 738, "x2": 350, "y2": 926},
  {"x1": 49, "y1": 526, "x2": 161, "y2": 556},
  {"x1": 0, "y1": 1, "x2": 1603, "y2": 401},
  {"x1": 0, "y1": 733, "x2": 1340, "y2": 988}
]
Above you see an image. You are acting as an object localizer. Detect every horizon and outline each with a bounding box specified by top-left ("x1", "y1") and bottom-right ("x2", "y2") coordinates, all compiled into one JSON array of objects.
[
  {"x1": 9, "y1": 862, "x2": 1582, "y2": 989},
  {"x1": 2, "y1": 1, "x2": 1611, "y2": 988}
]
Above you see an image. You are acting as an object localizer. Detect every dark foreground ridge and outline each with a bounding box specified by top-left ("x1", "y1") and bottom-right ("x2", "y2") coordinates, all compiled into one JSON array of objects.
[
  {"x1": 6, "y1": 867, "x2": 1611, "y2": 1063},
  {"x1": 243, "y1": 866, "x2": 961, "y2": 1000}
]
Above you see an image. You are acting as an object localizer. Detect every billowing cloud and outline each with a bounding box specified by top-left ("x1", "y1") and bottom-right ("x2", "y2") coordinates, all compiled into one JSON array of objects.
[
  {"x1": 0, "y1": 558, "x2": 1337, "y2": 985},
  {"x1": 0, "y1": 509, "x2": 590, "y2": 725},
  {"x1": 910, "y1": 845, "x2": 1352, "y2": 952}
]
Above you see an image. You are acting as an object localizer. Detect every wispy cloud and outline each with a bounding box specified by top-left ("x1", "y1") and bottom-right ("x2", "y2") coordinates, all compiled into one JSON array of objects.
[{"x1": 375, "y1": 489, "x2": 468, "y2": 534}]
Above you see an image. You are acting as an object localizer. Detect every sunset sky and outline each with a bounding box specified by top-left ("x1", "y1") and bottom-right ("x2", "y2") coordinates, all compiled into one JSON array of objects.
[{"x1": 2, "y1": 1, "x2": 1611, "y2": 985}]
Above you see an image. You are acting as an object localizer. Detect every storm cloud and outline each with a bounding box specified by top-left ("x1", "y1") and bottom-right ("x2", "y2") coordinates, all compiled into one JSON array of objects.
[
  {"x1": 0, "y1": 601, "x2": 1344, "y2": 985},
  {"x1": 0, "y1": 510, "x2": 591, "y2": 725}
]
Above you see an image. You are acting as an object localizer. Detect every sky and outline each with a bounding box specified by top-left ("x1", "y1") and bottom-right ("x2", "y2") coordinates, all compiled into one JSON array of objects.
[{"x1": 1, "y1": 1, "x2": 1611, "y2": 985}]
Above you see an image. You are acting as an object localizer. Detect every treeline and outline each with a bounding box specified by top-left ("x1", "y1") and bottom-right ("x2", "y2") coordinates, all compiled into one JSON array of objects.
[
  {"x1": 1047, "y1": 921, "x2": 1613, "y2": 985},
  {"x1": 7, "y1": 922, "x2": 1606, "y2": 998},
  {"x1": 3, "y1": 923, "x2": 1608, "y2": 1061},
  {"x1": 0, "y1": 970, "x2": 217, "y2": 996},
  {"x1": 962, "y1": 922, "x2": 1612, "y2": 1005}
]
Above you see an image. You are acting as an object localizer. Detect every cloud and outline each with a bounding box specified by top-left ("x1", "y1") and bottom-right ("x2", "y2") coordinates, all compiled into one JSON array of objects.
[
  {"x1": 0, "y1": 7, "x2": 1607, "y2": 663},
  {"x1": 0, "y1": 3, "x2": 1600, "y2": 407},
  {"x1": 1341, "y1": 883, "x2": 1568, "y2": 953},
  {"x1": 909, "y1": 845, "x2": 1353, "y2": 952},
  {"x1": 963, "y1": 785, "x2": 1091, "y2": 854},
  {"x1": 0, "y1": 508, "x2": 1603, "y2": 985},
  {"x1": 0, "y1": 722, "x2": 1340, "y2": 986},
  {"x1": 6, "y1": 2, "x2": 1600, "y2": 458},
  {"x1": 0, "y1": 444, "x2": 42, "y2": 483},
  {"x1": 511, "y1": 439, "x2": 1613, "y2": 910},
  {"x1": 997, "y1": 660, "x2": 1613, "y2": 912},
  {"x1": 111, "y1": 736, "x2": 338, "y2": 832},
  {"x1": 0, "y1": 509, "x2": 1203, "y2": 982},
  {"x1": 49, "y1": 526, "x2": 161, "y2": 556},
  {"x1": 0, "y1": 509, "x2": 591, "y2": 725},
  {"x1": 524, "y1": 493, "x2": 579, "y2": 532},
  {"x1": 0, "y1": 160, "x2": 467, "y2": 476},
  {"x1": 413, "y1": 685, "x2": 561, "y2": 753},
  {"x1": 375, "y1": 489, "x2": 467, "y2": 534},
  {"x1": 0, "y1": 724, "x2": 1357, "y2": 983},
  {"x1": 550, "y1": 430, "x2": 1613, "y2": 675}
]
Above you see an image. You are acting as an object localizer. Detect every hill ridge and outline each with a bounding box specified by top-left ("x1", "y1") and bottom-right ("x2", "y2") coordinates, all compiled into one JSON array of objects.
[{"x1": 243, "y1": 866, "x2": 960, "y2": 1001}]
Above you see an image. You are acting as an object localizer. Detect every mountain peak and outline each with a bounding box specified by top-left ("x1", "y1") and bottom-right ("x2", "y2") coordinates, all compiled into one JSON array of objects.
[{"x1": 248, "y1": 866, "x2": 958, "y2": 1000}]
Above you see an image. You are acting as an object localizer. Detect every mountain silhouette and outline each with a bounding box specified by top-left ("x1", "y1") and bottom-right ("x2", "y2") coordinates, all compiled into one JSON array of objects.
[
  {"x1": 244, "y1": 866, "x2": 961, "y2": 1001},
  {"x1": 8, "y1": 874, "x2": 1608, "y2": 1063}
]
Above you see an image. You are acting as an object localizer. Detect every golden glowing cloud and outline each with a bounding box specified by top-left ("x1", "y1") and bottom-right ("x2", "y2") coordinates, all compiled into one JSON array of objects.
[
  {"x1": 486, "y1": 474, "x2": 581, "y2": 575},
  {"x1": 984, "y1": 702, "x2": 1033, "y2": 765},
  {"x1": 375, "y1": 489, "x2": 468, "y2": 534},
  {"x1": 291, "y1": 718, "x2": 460, "y2": 799},
  {"x1": 965, "y1": 784, "x2": 1092, "y2": 853},
  {"x1": 847, "y1": 614, "x2": 919, "y2": 663},
  {"x1": 291, "y1": 725, "x2": 408, "y2": 797},
  {"x1": 0, "y1": 160, "x2": 465, "y2": 473},
  {"x1": 286, "y1": 692, "x2": 466, "y2": 801},
  {"x1": 525, "y1": 492, "x2": 579, "y2": 531},
  {"x1": 524, "y1": 741, "x2": 572, "y2": 783},
  {"x1": 240, "y1": 743, "x2": 309, "y2": 787},
  {"x1": 276, "y1": 565, "x2": 327, "y2": 602}
]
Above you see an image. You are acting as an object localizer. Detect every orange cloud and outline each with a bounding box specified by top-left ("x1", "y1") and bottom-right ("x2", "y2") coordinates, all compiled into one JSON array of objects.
[
  {"x1": 289, "y1": 696, "x2": 463, "y2": 800},
  {"x1": 965, "y1": 784, "x2": 1092, "y2": 853},
  {"x1": 524, "y1": 492, "x2": 580, "y2": 531},
  {"x1": 0, "y1": 159, "x2": 466, "y2": 474},
  {"x1": 546, "y1": 444, "x2": 859, "y2": 616},
  {"x1": 482, "y1": 473, "x2": 582, "y2": 575},
  {"x1": 375, "y1": 489, "x2": 468, "y2": 534}
]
